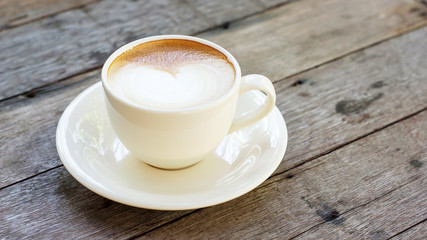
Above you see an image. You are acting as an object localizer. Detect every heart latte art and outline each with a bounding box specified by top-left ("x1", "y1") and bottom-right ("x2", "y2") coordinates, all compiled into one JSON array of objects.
[{"x1": 107, "y1": 39, "x2": 235, "y2": 109}]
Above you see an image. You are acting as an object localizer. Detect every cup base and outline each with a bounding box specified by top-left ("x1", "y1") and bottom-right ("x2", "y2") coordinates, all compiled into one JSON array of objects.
[
  {"x1": 135, "y1": 153, "x2": 210, "y2": 170},
  {"x1": 144, "y1": 160, "x2": 202, "y2": 171}
]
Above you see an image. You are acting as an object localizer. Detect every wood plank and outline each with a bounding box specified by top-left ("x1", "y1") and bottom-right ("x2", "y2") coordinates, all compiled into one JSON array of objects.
[
  {"x1": 0, "y1": 166, "x2": 192, "y2": 239},
  {"x1": 0, "y1": 0, "x2": 98, "y2": 29},
  {"x1": 198, "y1": 0, "x2": 427, "y2": 82},
  {"x1": 186, "y1": 0, "x2": 264, "y2": 25},
  {"x1": 140, "y1": 111, "x2": 427, "y2": 239},
  {"x1": 390, "y1": 221, "x2": 427, "y2": 240}
]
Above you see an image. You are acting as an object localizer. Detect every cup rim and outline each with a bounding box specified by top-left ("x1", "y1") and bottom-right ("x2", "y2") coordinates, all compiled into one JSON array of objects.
[{"x1": 101, "y1": 35, "x2": 242, "y2": 113}]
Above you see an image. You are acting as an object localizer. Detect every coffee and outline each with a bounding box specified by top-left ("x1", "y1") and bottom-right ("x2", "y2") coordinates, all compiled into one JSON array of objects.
[{"x1": 107, "y1": 39, "x2": 235, "y2": 110}]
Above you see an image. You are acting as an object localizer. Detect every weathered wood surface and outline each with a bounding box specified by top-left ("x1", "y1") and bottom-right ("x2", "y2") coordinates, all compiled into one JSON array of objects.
[
  {"x1": 390, "y1": 220, "x2": 427, "y2": 240},
  {"x1": 293, "y1": 178, "x2": 426, "y2": 239},
  {"x1": 0, "y1": 8, "x2": 113, "y2": 99},
  {"x1": 82, "y1": 0, "x2": 210, "y2": 48},
  {"x1": 1, "y1": 0, "x2": 427, "y2": 239},
  {"x1": 1, "y1": 103, "x2": 424, "y2": 239},
  {"x1": 0, "y1": 0, "x2": 98, "y2": 29},
  {"x1": 140, "y1": 111, "x2": 427, "y2": 239},
  {"x1": 1, "y1": 22, "x2": 426, "y2": 189},
  {"x1": 199, "y1": 0, "x2": 427, "y2": 82},
  {"x1": 1, "y1": 0, "x2": 427, "y2": 101}
]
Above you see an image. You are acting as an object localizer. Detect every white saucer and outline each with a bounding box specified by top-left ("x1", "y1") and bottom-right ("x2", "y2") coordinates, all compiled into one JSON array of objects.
[{"x1": 56, "y1": 82, "x2": 287, "y2": 210}]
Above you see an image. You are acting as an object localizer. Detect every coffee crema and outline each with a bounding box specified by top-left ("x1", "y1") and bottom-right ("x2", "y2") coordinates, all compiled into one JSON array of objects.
[{"x1": 107, "y1": 39, "x2": 235, "y2": 110}]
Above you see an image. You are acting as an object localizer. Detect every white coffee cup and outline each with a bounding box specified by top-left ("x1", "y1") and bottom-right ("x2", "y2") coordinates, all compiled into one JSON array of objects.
[{"x1": 101, "y1": 35, "x2": 276, "y2": 169}]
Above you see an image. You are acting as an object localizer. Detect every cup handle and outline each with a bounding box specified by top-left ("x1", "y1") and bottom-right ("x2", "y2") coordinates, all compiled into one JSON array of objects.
[{"x1": 229, "y1": 74, "x2": 276, "y2": 132}]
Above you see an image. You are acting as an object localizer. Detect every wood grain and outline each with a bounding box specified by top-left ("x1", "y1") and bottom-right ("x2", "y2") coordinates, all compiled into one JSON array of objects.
[
  {"x1": 0, "y1": 0, "x2": 98, "y2": 29},
  {"x1": 140, "y1": 111, "x2": 427, "y2": 240},
  {"x1": 0, "y1": 0, "x2": 426, "y2": 238},
  {"x1": 198, "y1": 0, "x2": 427, "y2": 82}
]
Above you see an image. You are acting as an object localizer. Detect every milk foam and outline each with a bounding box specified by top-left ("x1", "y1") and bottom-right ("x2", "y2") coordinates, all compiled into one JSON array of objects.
[{"x1": 107, "y1": 39, "x2": 235, "y2": 109}]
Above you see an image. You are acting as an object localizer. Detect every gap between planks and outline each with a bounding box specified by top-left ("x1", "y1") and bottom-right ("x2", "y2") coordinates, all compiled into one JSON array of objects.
[
  {"x1": 127, "y1": 210, "x2": 202, "y2": 240},
  {"x1": 387, "y1": 218, "x2": 427, "y2": 240},
  {"x1": 0, "y1": 165, "x2": 63, "y2": 192}
]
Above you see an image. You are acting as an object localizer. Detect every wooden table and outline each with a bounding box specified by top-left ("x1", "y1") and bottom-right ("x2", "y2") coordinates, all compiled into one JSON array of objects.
[{"x1": 1, "y1": 0, "x2": 426, "y2": 239}]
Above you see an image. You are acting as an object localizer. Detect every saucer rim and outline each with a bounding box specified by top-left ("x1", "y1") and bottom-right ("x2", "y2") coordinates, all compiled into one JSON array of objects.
[{"x1": 56, "y1": 82, "x2": 288, "y2": 210}]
